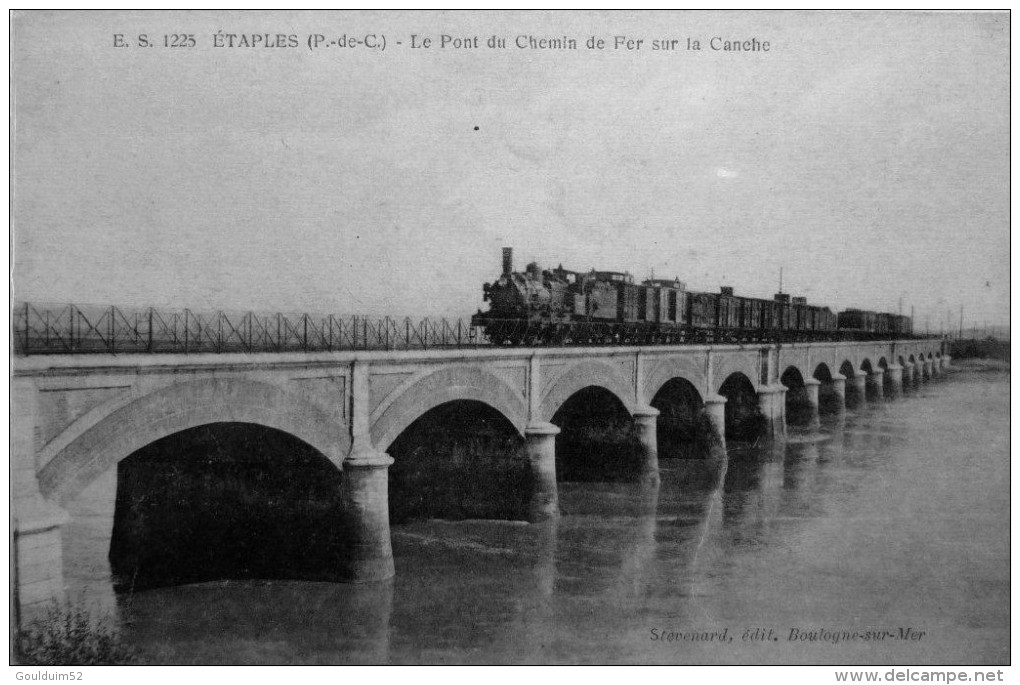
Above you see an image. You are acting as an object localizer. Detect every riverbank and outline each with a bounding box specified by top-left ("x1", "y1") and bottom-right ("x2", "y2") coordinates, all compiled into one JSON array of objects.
[{"x1": 949, "y1": 357, "x2": 1010, "y2": 373}]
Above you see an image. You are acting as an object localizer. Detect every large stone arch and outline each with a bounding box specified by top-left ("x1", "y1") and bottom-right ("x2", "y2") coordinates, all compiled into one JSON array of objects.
[
  {"x1": 642, "y1": 356, "x2": 707, "y2": 406},
  {"x1": 648, "y1": 375, "x2": 705, "y2": 409},
  {"x1": 711, "y1": 356, "x2": 762, "y2": 396},
  {"x1": 38, "y1": 376, "x2": 347, "y2": 505},
  {"x1": 372, "y1": 365, "x2": 528, "y2": 451},
  {"x1": 538, "y1": 359, "x2": 636, "y2": 423}
]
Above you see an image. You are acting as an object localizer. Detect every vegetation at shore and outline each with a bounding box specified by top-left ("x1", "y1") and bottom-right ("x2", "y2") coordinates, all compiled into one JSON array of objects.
[
  {"x1": 15, "y1": 603, "x2": 136, "y2": 665},
  {"x1": 950, "y1": 338, "x2": 1009, "y2": 363}
]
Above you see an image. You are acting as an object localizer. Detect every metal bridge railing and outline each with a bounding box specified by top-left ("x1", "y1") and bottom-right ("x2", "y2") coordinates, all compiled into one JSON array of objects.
[
  {"x1": 12, "y1": 303, "x2": 939, "y2": 356},
  {"x1": 12, "y1": 303, "x2": 487, "y2": 355}
]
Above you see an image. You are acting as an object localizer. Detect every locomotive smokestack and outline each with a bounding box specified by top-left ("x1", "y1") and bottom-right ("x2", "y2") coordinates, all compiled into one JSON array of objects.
[{"x1": 502, "y1": 247, "x2": 513, "y2": 276}]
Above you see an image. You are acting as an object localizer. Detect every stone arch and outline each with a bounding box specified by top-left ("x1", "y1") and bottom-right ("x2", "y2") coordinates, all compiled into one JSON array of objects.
[
  {"x1": 648, "y1": 375, "x2": 705, "y2": 409},
  {"x1": 839, "y1": 360, "x2": 857, "y2": 379},
  {"x1": 860, "y1": 358, "x2": 874, "y2": 373},
  {"x1": 878, "y1": 357, "x2": 889, "y2": 369},
  {"x1": 38, "y1": 377, "x2": 347, "y2": 505},
  {"x1": 813, "y1": 363, "x2": 833, "y2": 382},
  {"x1": 711, "y1": 355, "x2": 762, "y2": 396},
  {"x1": 717, "y1": 372, "x2": 761, "y2": 441},
  {"x1": 372, "y1": 365, "x2": 528, "y2": 451},
  {"x1": 649, "y1": 376, "x2": 706, "y2": 458},
  {"x1": 642, "y1": 357, "x2": 707, "y2": 406},
  {"x1": 935, "y1": 351, "x2": 941, "y2": 358},
  {"x1": 781, "y1": 365, "x2": 812, "y2": 421},
  {"x1": 908, "y1": 354, "x2": 917, "y2": 364},
  {"x1": 780, "y1": 365, "x2": 806, "y2": 388},
  {"x1": 538, "y1": 359, "x2": 636, "y2": 423}
]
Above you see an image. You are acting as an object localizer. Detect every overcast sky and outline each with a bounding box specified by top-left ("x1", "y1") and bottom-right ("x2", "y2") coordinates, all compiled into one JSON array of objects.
[{"x1": 11, "y1": 11, "x2": 1010, "y2": 331}]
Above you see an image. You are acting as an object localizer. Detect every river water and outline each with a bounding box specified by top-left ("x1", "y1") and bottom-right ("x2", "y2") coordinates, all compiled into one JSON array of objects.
[{"x1": 112, "y1": 363, "x2": 1009, "y2": 664}]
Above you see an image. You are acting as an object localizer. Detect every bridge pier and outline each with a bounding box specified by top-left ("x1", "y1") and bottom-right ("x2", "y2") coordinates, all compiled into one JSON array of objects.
[
  {"x1": 525, "y1": 422, "x2": 561, "y2": 522},
  {"x1": 829, "y1": 373, "x2": 847, "y2": 411},
  {"x1": 924, "y1": 359, "x2": 934, "y2": 379},
  {"x1": 631, "y1": 406, "x2": 660, "y2": 479},
  {"x1": 341, "y1": 451, "x2": 396, "y2": 582},
  {"x1": 941, "y1": 355, "x2": 951, "y2": 371},
  {"x1": 756, "y1": 385, "x2": 787, "y2": 439},
  {"x1": 914, "y1": 360, "x2": 927, "y2": 382},
  {"x1": 12, "y1": 379, "x2": 71, "y2": 622},
  {"x1": 703, "y1": 395, "x2": 727, "y2": 450},
  {"x1": 885, "y1": 364, "x2": 903, "y2": 396},
  {"x1": 866, "y1": 370, "x2": 885, "y2": 400},
  {"x1": 930, "y1": 359, "x2": 940, "y2": 378},
  {"x1": 62, "y1": 470, "x2": 118, "y2": 616},
  {"x1": 802, "y1": 378, "x2": 821, "y2": 418},
  {"x1": 849, "y1": 371, "x2": 867, "y2": 404},
  {"x1": 902, "y1": 362, "x2": 914, "y2": 385}
]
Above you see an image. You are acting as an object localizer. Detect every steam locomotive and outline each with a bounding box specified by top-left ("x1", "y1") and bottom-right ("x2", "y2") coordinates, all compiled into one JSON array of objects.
[{"x1": 471, "y1": 248, "x2": 913, "y2": 345}]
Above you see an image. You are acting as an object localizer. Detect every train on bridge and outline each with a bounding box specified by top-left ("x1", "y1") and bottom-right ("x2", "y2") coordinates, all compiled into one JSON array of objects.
[{"x1": 472, "y1": 248, "x2": 913, "y2": 345}]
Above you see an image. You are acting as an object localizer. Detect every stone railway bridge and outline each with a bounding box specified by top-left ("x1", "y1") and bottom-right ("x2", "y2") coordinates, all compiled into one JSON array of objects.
[{"x1": 12, "y1": 339, "x2": 947, "y2": 616}]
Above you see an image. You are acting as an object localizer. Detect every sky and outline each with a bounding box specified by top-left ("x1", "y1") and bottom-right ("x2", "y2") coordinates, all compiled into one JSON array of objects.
[{"x1": 11, "y1": 11, "x2": 1010, "y2": 332}]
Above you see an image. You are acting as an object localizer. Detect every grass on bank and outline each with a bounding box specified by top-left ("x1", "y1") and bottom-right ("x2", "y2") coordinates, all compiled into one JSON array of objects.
[{"x1": 14, "y1": 603, "x2": 136, "y2": 665}]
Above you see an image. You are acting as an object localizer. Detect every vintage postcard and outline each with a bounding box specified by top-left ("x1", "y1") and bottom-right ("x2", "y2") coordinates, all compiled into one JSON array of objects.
[{"x1": 10, "y1": 10, "x2": 1010, "y2": 672}]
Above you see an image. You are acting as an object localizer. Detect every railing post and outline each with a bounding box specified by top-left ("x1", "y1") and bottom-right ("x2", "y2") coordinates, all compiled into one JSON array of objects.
[
  {"x1": 303, "y1": 314, "x2": 308, "y2": 352},
  {"x1": 22, "y1": 301, "x2": 30, "y2": 356},
  {"x1": 184, "y1": 309, "x2": 190, "y2": 354},
  {"x1": 363, "y1": 318, "x2": 368, "y2": 350},
  {"x1": 109, "y1": 305, "x2": 116, "y2": 353},
  {"x1": 328, "y1": 315, "x2": 334, "y2": 351},
  {"x1": 147, "y1": 308, "x2": 154, "y2": 353}
]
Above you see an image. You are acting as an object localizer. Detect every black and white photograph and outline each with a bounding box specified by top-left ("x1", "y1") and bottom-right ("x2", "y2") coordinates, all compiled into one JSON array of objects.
[{"x1": 9, "y1": 10, "x2": 1010, "y2": 672}]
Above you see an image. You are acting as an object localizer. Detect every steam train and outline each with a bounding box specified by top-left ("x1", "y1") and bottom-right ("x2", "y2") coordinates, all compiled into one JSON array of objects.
[{"x1": 471, "y1": 248, "x2": 913, "y2": 345}]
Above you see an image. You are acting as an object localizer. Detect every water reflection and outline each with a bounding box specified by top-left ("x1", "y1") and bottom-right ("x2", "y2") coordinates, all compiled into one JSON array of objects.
[{"x1": 121, "y1": 579, "x2": 394, "y2": 664}]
